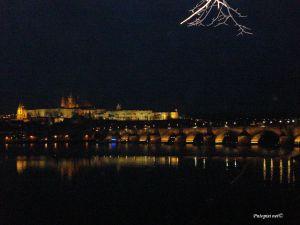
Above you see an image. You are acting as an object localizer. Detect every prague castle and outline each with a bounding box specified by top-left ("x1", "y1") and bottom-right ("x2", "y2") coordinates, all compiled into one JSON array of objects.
[{"x1": 16, "y1": 94, "x2": 179, "y2": 121}]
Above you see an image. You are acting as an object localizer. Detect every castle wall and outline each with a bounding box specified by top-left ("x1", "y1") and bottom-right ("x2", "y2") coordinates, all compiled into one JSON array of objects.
[
  {"x1": 25, "y1": 108, "x2": 179, "y2": 121},
  {"x1": 98, "y1": 110, "x2": 154, "y2": 121},
  {"x1": 26, "y1": 108, "x2": 74, "y2": 118}
]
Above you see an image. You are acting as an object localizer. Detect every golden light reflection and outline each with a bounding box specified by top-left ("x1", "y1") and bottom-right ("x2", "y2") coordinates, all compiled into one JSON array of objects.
[
  {"x1": 16, "y1": 157, "x2": 46, "y2": 174},
  {"x1": 292, "y1": 159, "x2": 296, "y2": 183},
  {"x1": 280, "y1": 159, "x2": 283, "y2": 184},
  {"x1": 270, "y1": 158, "x2": 273, "y2": 182},
  {"x1": 170, "y1": 157, "x2": 179, "y2": 166},
  {"x1": 14, "y1": 156, "x2": 296, "y2": 184},
  {"x1": 260, "y1": 158, "x2": 296, "y2": 184},
  {"x1": 288, "y1": 159, "x2": 291, "y2": 184},
  {"x1": 263, "y1": 158, "x2": 266, "y2": 181},
  {"x1": 16, "y1": 160, "x2": 27, "y2": 174},
  {"x1": 292, "y1": 161, "x2": 296, "y2": 184},
  {"x1": 15, "y1": 156, "x2": 179, "y2": 178}
]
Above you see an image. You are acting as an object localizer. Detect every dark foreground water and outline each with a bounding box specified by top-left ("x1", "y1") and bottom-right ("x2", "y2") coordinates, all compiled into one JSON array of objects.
[{"x1": 0, "y1": 143, "x2": 300, "y2": 225}]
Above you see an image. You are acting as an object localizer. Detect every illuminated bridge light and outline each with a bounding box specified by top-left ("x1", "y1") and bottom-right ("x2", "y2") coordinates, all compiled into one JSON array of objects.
[
  {"x1": 186, "y1": 135, "x2": 195, "y2": 144},
  {"x1": 251, "y1": 134, "x2": 261, "y2": 145}
]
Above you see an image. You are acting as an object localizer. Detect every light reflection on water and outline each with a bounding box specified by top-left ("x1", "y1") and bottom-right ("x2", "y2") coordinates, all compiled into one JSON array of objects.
[
  {"x1": 2, "y1": 144, "x2": 299, "y2": 225},
  {"x1": 2, "y1": 143, "x2": 299, "y2": 184},
  {"x1": 14, "y1": 155, "x2": 298, "y2": 184},
  {"x1": 16, "y1": 156, "x2": 180, "y2": 179},
  {"x1": 262, "y1": 158, "x2": 296, "y2": 184},
  {"x1": 3, "y1": 142, "x2": 300, "y2": 156}
]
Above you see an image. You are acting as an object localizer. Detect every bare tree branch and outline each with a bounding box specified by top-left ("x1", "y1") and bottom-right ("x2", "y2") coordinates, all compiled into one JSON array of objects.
[{"x1": 180, "y1": 0, "x2": 252, "y2": 36}]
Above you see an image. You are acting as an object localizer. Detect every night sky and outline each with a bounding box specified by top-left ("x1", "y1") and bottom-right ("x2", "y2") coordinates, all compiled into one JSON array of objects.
[{"x1": 0, "y1": 0, "x2": 299, "y2": 116}]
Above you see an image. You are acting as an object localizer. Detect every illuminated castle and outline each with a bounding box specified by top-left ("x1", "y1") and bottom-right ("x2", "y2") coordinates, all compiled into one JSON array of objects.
[{"x1": 16, "y1": 94, "x2": 179, "y2": 121}]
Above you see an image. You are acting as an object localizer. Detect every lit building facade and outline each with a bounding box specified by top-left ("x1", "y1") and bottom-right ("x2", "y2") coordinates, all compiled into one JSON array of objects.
[
  {"x1": 16, "y1": 95, "x2": 179, "y2": 121},
  {"x1": 99, "y1": 110, "x2": 154, "y2": 121}
]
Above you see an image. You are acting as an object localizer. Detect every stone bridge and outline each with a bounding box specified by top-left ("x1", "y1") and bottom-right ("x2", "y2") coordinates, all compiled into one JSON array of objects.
[{"x1": 101, "y1": 126, "x2": 300, "y2": 146}]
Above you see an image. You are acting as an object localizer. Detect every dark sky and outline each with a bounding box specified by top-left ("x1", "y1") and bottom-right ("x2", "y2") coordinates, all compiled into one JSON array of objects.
[{"x1": 0, "y1": 0, "x2": 299, "y2": 115}]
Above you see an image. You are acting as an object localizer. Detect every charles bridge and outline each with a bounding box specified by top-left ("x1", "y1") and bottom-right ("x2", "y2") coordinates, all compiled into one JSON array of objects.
[
  {"x1": 99, "y1": 125, "x2": 300, "y2": 146},
  {"x1": 3, "y1": 123, "x2": 300, "y2": 146}
]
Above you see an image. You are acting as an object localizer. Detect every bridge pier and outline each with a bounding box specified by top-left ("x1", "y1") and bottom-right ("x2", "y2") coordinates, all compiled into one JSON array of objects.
[
  {"x1": 279, "y1": 136, "x2": 293, "y2": 146},
  {"x1": 203, "y1": 134, "x2": 215, "y2": 145}
]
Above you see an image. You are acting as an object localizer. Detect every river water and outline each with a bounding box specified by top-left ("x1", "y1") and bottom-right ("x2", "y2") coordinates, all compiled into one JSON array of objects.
[{"x1": 0, "y1": 143, "x2": 299, "y2": 225}]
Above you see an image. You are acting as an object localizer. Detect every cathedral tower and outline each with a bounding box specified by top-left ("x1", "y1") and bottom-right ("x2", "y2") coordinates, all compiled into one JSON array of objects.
[
  {"x1": 60, "y1": 94, "x2": 78, "y2": 108},
  {"x1": 60, "y1": 97, "x2": 66, "y2": 108},
  {"x1": 16, "y1": 103, "x2": 28, "y2": 121}
]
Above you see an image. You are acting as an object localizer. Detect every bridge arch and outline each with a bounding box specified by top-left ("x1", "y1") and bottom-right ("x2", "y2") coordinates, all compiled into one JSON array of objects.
[
  {"x1": 251, "y1": 131, "x2": 279, "y2": 146},
  {"x1": 237, "y1": 130, "x2": 251, "y2": 145},
  {"x1": 174, "y1": 133, "x2": 187, "y2": 143},
  {"x1": 294, "y1": 136, "x2": 300, "y2": 145},
  {"x1": 149, "y1": 134, "x2": 161, "y2": 143},
  {"x1": 120, "y1": 133, "x2": 129, "y2": 142},
  {"x1": 161, "y1": 133, "x2": 178, "y2": 143},
  {"x1": 186, "y1": 133, "x2": 204, "y2": 144},
  {"x1": 128, "y1": 133, "x2": 140, "y2": 142},
  {"x1": 215, "y1": 131, "x2": 238, "y2": 146},
  {"x1": 139, "y1": 134, "x2": 148, "y2": 143},
  {"x1": 104, "y1": 134, "x2": 121, "y2": 142}
]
